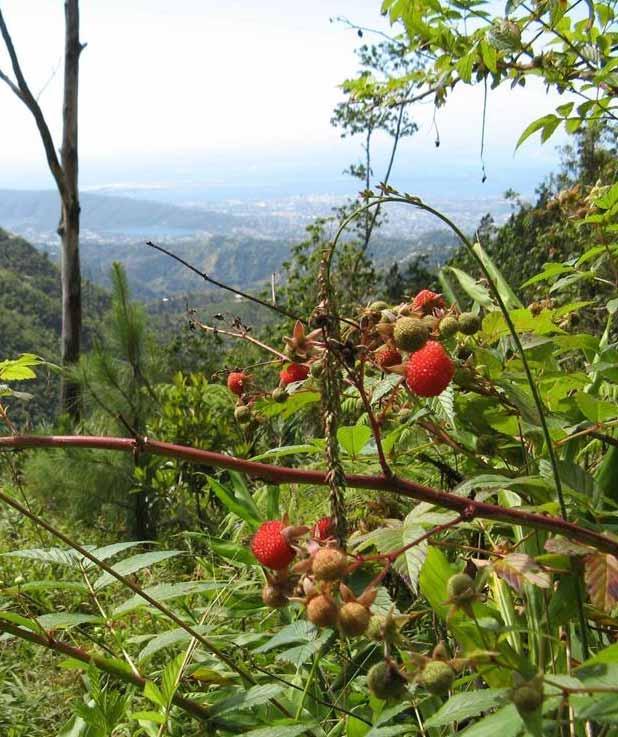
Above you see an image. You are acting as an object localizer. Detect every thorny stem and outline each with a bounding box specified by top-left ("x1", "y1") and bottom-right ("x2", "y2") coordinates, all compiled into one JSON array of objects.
[{"x1": 1, "y1": 434, "x2": 617, "y2": 555}]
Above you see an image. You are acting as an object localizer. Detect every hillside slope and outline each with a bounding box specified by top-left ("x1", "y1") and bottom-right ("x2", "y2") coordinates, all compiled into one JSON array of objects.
[{"x1": 0, "y1": 229, "x2": 108, "y2": 425}]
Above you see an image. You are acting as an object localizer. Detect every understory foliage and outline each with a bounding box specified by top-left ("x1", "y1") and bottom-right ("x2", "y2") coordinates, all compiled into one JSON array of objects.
[{"x1": 0, "y1": 1, "x2": 617, "y2": 734}]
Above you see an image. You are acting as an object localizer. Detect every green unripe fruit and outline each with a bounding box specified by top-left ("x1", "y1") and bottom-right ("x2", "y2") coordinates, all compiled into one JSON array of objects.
[
  {"x1": 310, "y1": 361, "x2": 324, "y2": 378},
  {"x1": 272, "y1": 387, "x2": 288, "y2": 403},
  {"x1": 422, "y1": 315, "x2": 439, "y2": 331},
  {"x1": 419, "y1": 660, "x2": 455, "y2": 695},
  {"x1": 439, "y1": 316, "x2": 460, "y2": 338},
  {"x1": 446, "y1": 573, "x2": 476, "y2": 604},
  {"x1": 393, "y1": 317, "x2": 429, "y2": 352},
  {"x1": 511, "y1": 684, "x2": 543, "y2": 714},
  {"x1": 366, "y1": 614, "x2": 398, "y2": 643},
  {"x1": 234, "y1": 405, "x2": 252, "y2": 424},
  {"x1": 369, "y1": 300, "x2": 390, "y2": 312},
  {"x1": 367, "y1": 661, "x2": 408, "y2": 700},
  {"x1": 458, "y1": 312, "x2": 481, "y2": 335}
]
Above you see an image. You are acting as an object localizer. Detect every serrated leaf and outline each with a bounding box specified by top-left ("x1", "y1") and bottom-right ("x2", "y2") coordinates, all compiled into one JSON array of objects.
[
  {"x1": 584, "y1": 553, "x2": 618, "y2": 613},
  {"x1": 138, "y1": 626, "x2": 210, "y2": 663},
  {"x1": 277, "y1": 629, "x2": 332, "y2": 666},
  {"x1": 447, "y1": 267, "x2": 493, "y2": 307},
  {"x1": 211, "y1": 684, "x2": 285, "y2": 716},
  {"x1": 492, "y1": 553, "x2": 551, "y2": 593},
  {"x1": 472, "y1": 242, "x2": 522, "y2": 309},
  {"x1": 1, "y1": 547, "x2": 83, "y2": 568},
  {"x1": 93, "y1": 550, "x2": 182, "y2": 590},
  {"x1": 425, "y1": 689, "x2": 509, "y2": 727},
  {"x1": 254, "y1": 621, "x2": 317, "y2": 653},
  {"x1": 458, "y1": 704, "x2": 524, "y2": 737},
  {"x1": 250, "y1": 444, "x2": 320, "y2": 462}
]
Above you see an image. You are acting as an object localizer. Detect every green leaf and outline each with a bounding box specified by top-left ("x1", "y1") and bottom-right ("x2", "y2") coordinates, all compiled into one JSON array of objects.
[
  {"x1": 138, "y1": 626, "x2": 210, "y2": 663},
  {"x1": 254, "y1": 621, "x2": 318, "y2": 653},
  {"x1": 143, "y1": 680, "x2": 166, "y2": 708},
  {"x1": 472, "y1": 242, "x2": 523, "y2": 309},
  {"x1": 250, "y1": 444, "x2": 320, "y2": 462},
  {"x1": 161, "y1": 653, "x2": 185, "y2": 705},
  {"x1": 574, "y1": 392, "x2": 618, "y2": 423},
  {"x1": 130, "y1": 711, "x2": 166, "y2": 725},
  {"x1": 93, "y1": 550, "x2": 182, "y2": 590},
  {"x1": 338, "y1": 425, "x2": 373, "y2": 456},
  {"x1": 458, "y1": 704, "x2": 524, "y2": 737},
  {"x1": 113, "y1": 581, "x2": 227, "y2": 616},
  {"x1": 37, "y1": 613, "x2": 102, "y2": 631},
  {"x1": 211, "y1": 684, "x2": 285, "y2": 716},
  {"x1": 208, "y1": 477, "x2": 261, "y2": 530},
  {"x1": 447, "y1": 267, "x2": 493, "y2": 307},
  {"x1": 516, "y1": 114, "x2": 559, "y2": 149},
  {"x1": 276, "y1": 629, "x2": 332, "y2": 666},
  {"x1": 480, "y1": 40, "x2": 498, "y2": 73},
  {"x1": 425, "y1": 689, "x2": 509, "y2": 727},
  {"x1": 239, "y1": 723, "x2": 318, "y2": 737}
]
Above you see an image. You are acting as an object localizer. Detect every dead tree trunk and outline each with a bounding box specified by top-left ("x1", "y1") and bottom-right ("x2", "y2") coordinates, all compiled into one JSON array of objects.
[{"x1": 0, "y1": 1, "x2": 84, "y2": 420}]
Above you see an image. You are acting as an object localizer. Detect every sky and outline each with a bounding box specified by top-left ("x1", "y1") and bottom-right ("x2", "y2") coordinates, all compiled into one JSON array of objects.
[{"x1": 0, "y1": 0, "x2": 569, "y2": 200}]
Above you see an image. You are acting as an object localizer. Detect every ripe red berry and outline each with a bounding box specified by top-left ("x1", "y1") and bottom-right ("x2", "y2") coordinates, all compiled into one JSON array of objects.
[
  {"x1": 251, "y1": 520, "x2": 296, "y2": 570},
  {"x1": 405, "y1": 341, "x2": 455, "y2": 397},
  {"x1": 312, "y1": 516, "x2": 335, "y2": 541},
  {"x1": 374, "y1": 344, "x2": 402, "y2": 369},
  {"x1": 279, "y1": 363, "x2": 309, "y2": 386},
  {"x1": 227, "y1": 371, "x2": 248, "y2": 396},
  {"x1": 412, "y1": 289, "x2": 446, "y2": 315}
]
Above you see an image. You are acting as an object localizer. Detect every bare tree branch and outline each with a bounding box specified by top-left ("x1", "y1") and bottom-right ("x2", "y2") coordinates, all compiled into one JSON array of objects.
[{"x1": 0, "y1": 9, "x2": 66, "y2": 198}]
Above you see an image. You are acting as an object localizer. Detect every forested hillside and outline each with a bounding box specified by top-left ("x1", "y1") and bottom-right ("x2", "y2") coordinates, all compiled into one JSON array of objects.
[{"x1": 0, "y1": 229, "x2": 108, "y2": 423}]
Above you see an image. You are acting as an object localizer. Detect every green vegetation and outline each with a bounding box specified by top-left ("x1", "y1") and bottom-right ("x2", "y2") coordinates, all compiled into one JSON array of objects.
[{"x1": 0, "y1": 1, "x2": 617, "y2": 735}]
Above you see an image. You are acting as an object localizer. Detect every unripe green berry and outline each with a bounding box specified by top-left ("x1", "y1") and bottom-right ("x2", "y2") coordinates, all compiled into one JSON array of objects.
[
  {"x1": 272, "y1": 387, "x2": 288, "y2": 403},
  {"x1": 439, "y1": 316, "x2": 460, "y2": 338},
  {"x1": 310, "y1": 361, "x2": 324, "y2": 378},
  {"x1": 234, "y1": 405, "x2": 252, "y2": 424},
  {"x1": 419, "y1": 660, "x2": 455, "y2": 695},
  {"x1": 511, "y1": 684, "x2": 543, "y2": 714},
  {"x1": 446, "y1": 573, "x2": 476, "y2": 604},
  {"x1": 369, "y1": 300, "x2": 390, "y2": 312},
  {"x1": 393, "y1": 317, "x2": 429, "y2": 352},
  {"x1": 458, "y1": 312, "x2": 481, "y2": 335},
  {"x1": 366, "y1": 614, "x2": 398, "y2": 643},
  {"x1": 367, "y1": 661, "x2": 407, "y2": 700}
]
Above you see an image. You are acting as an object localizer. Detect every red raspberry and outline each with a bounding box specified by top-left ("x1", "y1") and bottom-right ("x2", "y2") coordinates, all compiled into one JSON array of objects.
[
  {"x1": 374, "y1": 344, "x2": 402, "y2": 369},
  {"x1": 227, "y1": 371, "x2": 248, "y2": 396},
  {"x1": 279, "y1": 363, "x2": 309, "y2": 386},
  {"x1": 312, "y1": 516, "x2": 335, "y2": 541},
  {"x1": 251, "y1": 520, "x2": 296, "y2": 570},
  {"x1": 405, "y1": 341, "x2": 455, "y2": 397},
  {"x1": 411, "y1": 290, "x2": 446, "y2": 315}
]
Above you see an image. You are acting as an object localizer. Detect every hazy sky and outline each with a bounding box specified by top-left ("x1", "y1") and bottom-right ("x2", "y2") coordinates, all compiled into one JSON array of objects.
[{"x1": 0, "y1": 0, "x2": 568, "y2": 198}]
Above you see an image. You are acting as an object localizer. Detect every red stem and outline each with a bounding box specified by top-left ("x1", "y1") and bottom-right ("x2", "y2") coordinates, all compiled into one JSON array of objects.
[{"x1": 1, "y1": 434, "x2": 617, "y2": 556}]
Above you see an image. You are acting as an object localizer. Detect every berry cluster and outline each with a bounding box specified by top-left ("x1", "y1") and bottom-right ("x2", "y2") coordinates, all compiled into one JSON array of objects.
[
  {"x1": 225, "y1": 290, "x2": 483, "y2": 421},
  {"x1": 251, "y1": 517, "x2": 377, "y2": 638},
  {"x1": 365, "y1": 289, "x2": 482, "y2": 398}
]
